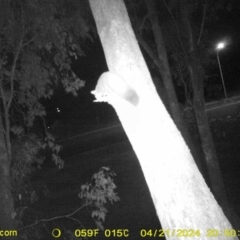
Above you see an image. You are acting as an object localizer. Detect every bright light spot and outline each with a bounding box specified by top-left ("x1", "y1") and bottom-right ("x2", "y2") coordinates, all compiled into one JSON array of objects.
[
  {"x1": 216, "y1": 42, "x2": 225, "y2": 50},
  {"x1": 56, "y1": 107, "x2": 61, "y2": 113}
]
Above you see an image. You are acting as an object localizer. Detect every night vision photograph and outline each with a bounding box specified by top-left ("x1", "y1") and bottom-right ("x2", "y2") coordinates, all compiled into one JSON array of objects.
[{"x1": 1, "y1": 0, "x2": 240, "y2": 239}]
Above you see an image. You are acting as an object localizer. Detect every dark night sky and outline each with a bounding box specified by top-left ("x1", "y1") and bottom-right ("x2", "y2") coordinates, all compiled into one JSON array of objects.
[
  {"x1": 45, "y1": 0, "x2": 240, "y2": 134},
  {"x1": 208, "y1": 1, "x2": 240, "y2": 90}
]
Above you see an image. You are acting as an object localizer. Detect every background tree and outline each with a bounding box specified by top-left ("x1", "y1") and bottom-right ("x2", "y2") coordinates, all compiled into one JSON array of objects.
[
  {"x1": 0, "y1": 0, "x2": 91, "y2": 231},
  {"x1": 126, "y1": 0, "x2": 206, "y2": 174},
  {"x1": 89, "y1": 0, "x2": 236, "y2": 233},
  {"x1": 160, "y1": 0, "x2": 240, "y2": 228},
  {"x1": 124, "y1": 0, "x2": 240, "y2": 228}
]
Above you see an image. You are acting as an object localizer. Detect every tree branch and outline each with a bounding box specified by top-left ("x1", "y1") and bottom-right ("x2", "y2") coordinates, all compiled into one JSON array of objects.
[
  {"x1": 19, "y1": 202, "x2": 92, "y2": 231},
  {"x1": 197, "y1": 0, "x2": 208, "y2": 45},
  {"x1": 163, "y1": 0, "x2": 186, "y2": 55}
]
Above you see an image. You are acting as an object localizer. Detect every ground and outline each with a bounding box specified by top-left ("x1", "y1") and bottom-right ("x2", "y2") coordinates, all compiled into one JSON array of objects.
[{"x1": 24, "y1": 97, "x2": 240, "y2": 239}]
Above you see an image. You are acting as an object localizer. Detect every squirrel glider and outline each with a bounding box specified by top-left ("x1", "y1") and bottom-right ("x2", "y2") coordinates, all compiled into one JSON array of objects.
[{"x1": 91, "y1": 72, "x2": 139, "y2": 106}]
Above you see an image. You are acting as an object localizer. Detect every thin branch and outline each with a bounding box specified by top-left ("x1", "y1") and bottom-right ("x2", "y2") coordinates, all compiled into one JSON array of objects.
[
  {"x1": 22, "y1": 36, "x2": 36, "y2": 48},
  {"x1": 67, "y1": 216, "x2": 84, "y2": 227},
  {"x1": 163, "y1": 0, "x2": 186, "y2": 55},
  {"x1": 0, "y1": 72, "x2": 7, "y2": 113},
  {"x1": 7, "y1": 23, "x2": 24, "y2": 110},
  {"x1": 19, "y1": 202, "x2": 92, "y2": 231},
  {"x1": 0, "y1": 83, "x2": 7, "y2": 113},
  {"x1": 139, "y1": 14, "x2": 149, "y2": 33},
  {"x1": 136, "y1": 33, "x2": 160, "y2": 69},
  {"x1": 197, "y1": 0, "x2": 208, "y2": 45},
  {"x1": 176, "y1": 54, "x2": 193, "y2": 107}
]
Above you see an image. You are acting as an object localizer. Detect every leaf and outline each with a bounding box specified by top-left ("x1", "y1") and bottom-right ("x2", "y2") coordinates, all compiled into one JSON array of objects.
[
  {"x1": 78, "y1": 167, "x2": 120, "y2": 229},
  {"x1": 11, "y1": 126, "x2": 24, "y2": 135},
  {"x1": 95, "y1": 220, "x2": 104, "y2": 231},
  {"x1": 54, "y1": 144, "x2": 61, "y2": 153},
  {"x1": 48, "y1": 141, "x2": 54, "y2": 148}
]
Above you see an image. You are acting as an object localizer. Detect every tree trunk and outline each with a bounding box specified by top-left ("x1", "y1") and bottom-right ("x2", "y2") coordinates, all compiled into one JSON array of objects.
[
  {"x1": 189, "y1": 57, "x2": 240, "y2": 229},
  {"x1": 180, "y1": 1, "x2": 240, "y2": 229},
  {"x1": 0, "y1": 113, "x2": 17, "y2": 236},
  {"x1": 89, "y1": 0, "x2": 236, "y2": 235},
  {"x1": 144, "y1": 0, "x2": 205, "y2": 175}
]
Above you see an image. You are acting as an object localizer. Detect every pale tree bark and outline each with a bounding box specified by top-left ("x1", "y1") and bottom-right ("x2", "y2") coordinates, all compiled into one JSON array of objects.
[
  {"x1": 143, "y1": 0, "x2": 205, "y2": 175},
  {"x1": 89, "y1": 0, "x2": 236, "y2": 236}
]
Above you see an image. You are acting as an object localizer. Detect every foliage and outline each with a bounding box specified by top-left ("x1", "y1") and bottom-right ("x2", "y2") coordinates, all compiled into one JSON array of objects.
[
  {"x1": 0, "y1": 0, "x2": 93, "y2": 231},
  {"x1": 0, "y1": 0, "x2": 91, "y2": 150},
  {"x1": 11, "y1": 134, "x2": 49, "y2": 225},
  {"x1": 20, "y1": 167, "x2": 120, "y2": 239},
  {"x1": 79, "y1": 167, "x2": 120, "y2": 230},
  {"x1": 43, "y1": 132, "x2": 63, "y2": 168}
]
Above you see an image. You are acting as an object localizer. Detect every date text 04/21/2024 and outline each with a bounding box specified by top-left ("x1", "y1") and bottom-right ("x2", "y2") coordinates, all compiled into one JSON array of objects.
[{"x1": 139, "y1": 229, "x2": 239, "y2": 238}]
